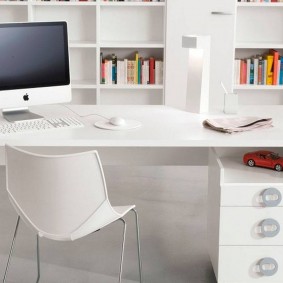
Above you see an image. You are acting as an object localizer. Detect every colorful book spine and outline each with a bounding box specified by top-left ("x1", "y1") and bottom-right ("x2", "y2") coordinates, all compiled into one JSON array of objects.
[
  {"x1": 250, "y1": 59, "x2": 254, "y2": 85},
  {"x1": 266, "y1": 55, "x2": 273, "y2": 85},
  {"x1": 240, "y1": 60, "x2": 247, "y2": 84},
  {"x1": 135, "y1": 52, "x2": 139, "y2": 84},
  {"x1": 149, "y1": 57, "x2": 155, "y2": 84},
  {"x1": 112, "y1": 54, "x2": 117, "y2": 84},
  {"x1": 246, "y1": 59, "x2": 251, "y2": 85},
  {"x1": 100, "y1": 53, "x2": 162, "y2": 85},
  {"x1": 280, "y1": 57, "x2": 283, "y2": 85},
  {"x1": 270, "y1": 49, "x2": 279, "y2": 85},
  {"x1": 258, "y1": 57, "x2": 263, "y2": 85}
]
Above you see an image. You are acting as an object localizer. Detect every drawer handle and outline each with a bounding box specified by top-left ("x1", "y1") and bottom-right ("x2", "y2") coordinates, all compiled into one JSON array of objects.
[
  {"x1": 260, "y1": 219, "x2": 280, "y2": 238},
  {"x1": 211, "y1": 11, "x2": 233, "y2": 16},
  {"x1": 262, "y1": 188, "x2": 282, "y2": 207},
  {"x1": 259, "y1": 257, "x2": 278, "y2": 276}
]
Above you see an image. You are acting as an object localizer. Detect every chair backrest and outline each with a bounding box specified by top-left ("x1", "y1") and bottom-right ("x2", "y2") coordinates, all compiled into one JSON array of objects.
[{"x1": 5, "y1": 145, "x2": 108, "y2": 239}]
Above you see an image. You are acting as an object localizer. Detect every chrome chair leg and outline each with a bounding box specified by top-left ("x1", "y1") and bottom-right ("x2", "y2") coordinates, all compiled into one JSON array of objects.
[
  {"x1": 119, "y1": 218, "x2": 127, "y2": 283},
  {"x1": 131, "y1": 209, "x2": 143, "y2": 283},
  {"x1": 3, "y1": 216, "x2": 20, "y2": 283},
  {"x1": 36, "y1": 235, "x2": 40, "y2": 283}
]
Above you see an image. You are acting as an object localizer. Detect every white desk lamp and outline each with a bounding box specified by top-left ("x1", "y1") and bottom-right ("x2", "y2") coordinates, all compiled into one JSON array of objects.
[{"x1": 182, "y1": 35, "x2": 211, "y2": 113}]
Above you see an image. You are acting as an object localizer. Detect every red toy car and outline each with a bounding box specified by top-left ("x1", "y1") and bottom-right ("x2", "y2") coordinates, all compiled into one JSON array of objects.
[{"x1": 243, "y1": 150, "x2": 283, "y2": 172}]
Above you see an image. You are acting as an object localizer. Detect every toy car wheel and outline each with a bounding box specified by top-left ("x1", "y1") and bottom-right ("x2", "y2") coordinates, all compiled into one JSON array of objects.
[
  {"x1": 247, "y1": 159, "x2": 255, "y2": 167},
  {"x1": 275, "y1": 164, "x2": 282, "y2": 172}
]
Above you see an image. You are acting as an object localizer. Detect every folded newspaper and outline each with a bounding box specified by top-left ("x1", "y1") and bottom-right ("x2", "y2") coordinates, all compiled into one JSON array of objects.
[{"x1": 203, "y1": 117, "x2": 273, "y2": 134}]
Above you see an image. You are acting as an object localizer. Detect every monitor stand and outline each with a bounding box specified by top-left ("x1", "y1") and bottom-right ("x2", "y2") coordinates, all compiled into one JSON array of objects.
[{"x1": 2, "y1": 108, "x2": 43, "y2": 123}]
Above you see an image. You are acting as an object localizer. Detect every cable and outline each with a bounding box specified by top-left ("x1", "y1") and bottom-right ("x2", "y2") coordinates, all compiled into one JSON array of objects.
[{"x1": 62, "y1": 104, "x2": 109, "y2": 120}]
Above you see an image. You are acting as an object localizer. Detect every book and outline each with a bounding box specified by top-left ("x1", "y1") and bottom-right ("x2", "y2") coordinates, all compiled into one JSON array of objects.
[
  {"x1": 246, "y1": 59, "x2": 251, "y2": 85},
  {"x1": 250, "y1": 58, "x2": 254, "y2": 85},
  {"x1": 127, "y1": 60, "x2": 135, "y2": 84},
  {"x1": 112, "y1": 54, "x2": 117, "y2": 84},
  {"x1": 100, "y1": 52, "x2": 104, "y2": 84},
  {"x1": 240, "y1": 60, "x2": 247, "y2": 84},
  {"x1": 149, "y1": 57, "x2": 155, "y2": 84},
  {"x1": 258, "y1": 57, "x2": 263, "y2": 85},
  {"x1": 266, "y1": 55, "x2": 274, "y2": 85},
  {"x1": 253, "y1": 57, "x2": 258, "y2": 85},
  {"x1": 270, "y1": 49, "x2": 279, "y2": 85},
  {"x1": 135, "y1": 52, "x2": 139, "y2": 84},
  {"x1": 263, "y1": 59, "x2": 267, "y2": 85},
  {"x1": 155, "y1": 60, "x2": 163, "y2": 85},
  {"x1": 234, "y1": 59, "x2": 241, "y2": 85},
  {"x1": 280, "y1": 57, "x2": 283, "y2": 85}
]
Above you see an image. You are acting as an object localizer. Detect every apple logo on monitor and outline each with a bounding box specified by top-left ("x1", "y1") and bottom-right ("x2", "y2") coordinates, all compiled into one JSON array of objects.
[{"x1": 23, "y1": 94, "x2": 29, "y2": 101}]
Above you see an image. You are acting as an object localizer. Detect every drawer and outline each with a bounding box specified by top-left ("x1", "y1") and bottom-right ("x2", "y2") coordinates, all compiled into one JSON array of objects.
[
  {"x1": 219, "y1": 207, "x2": 283, "y2": 246},
  {"x1": 221, "y1": 185, "x2": 283, "y2": 207},
  {"x1": 219, "y1": 246, "x2": 283, "y2": 283}
]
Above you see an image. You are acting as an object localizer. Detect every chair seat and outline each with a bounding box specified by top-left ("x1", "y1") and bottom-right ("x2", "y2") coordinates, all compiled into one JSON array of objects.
[
  {"x1": 69, "y1": 202, "x2": 136, "y2": 241},
  {"x1": 113, "y1": 205, "x2": 136, "y2": 216}
]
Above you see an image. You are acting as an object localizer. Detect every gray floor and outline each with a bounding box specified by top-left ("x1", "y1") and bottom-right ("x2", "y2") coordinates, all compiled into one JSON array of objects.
[{"x1": 0, "y1": 165, "x2": 216, "y2": 283}]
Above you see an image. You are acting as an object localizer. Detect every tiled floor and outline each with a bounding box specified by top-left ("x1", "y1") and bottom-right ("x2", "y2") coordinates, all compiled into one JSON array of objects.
[{"x1": 0, "y1": 165, "x2": 216, "y2": 283}]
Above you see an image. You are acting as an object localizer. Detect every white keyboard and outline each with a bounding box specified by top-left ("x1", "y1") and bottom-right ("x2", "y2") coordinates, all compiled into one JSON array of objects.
[{"x1": 0, "y1": 117, "x2": 84, "y2": 135}]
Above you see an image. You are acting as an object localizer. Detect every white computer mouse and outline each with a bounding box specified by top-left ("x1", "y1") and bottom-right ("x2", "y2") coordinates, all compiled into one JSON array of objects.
[{"x1": 109, "y1": 117, "x2": 126, "y2": 127}]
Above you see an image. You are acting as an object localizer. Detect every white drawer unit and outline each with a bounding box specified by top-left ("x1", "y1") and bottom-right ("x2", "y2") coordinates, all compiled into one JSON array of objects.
[
  {"x1": 221, "y1": 185, "x2": 283, "y2": 207},
  {"x1": 220, "y1": 207, "x2": 283, "y2": 246},
  {"x1": 208, "y1": 148, "x2": 283, "y2": 283},
  {"x1": 219, "y1": 246, "x2": 283, "y2": 282}
]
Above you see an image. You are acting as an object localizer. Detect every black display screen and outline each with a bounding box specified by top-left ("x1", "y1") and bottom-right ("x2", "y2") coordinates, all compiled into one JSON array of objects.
[{"x1": 0, "y1": 22, "x2": 70, "y2": 91}]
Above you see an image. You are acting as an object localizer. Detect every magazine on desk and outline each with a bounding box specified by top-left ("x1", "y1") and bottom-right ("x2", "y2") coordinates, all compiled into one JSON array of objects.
[{"x1": 203, "y1": 117, "x2": 273, "y2": 134}]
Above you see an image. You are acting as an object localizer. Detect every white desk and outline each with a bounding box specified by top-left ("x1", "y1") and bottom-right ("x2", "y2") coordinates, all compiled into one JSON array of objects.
[
  {"x1": 0, "y1": 104, "x2": 282, "y2": 148},
  {"x1": 1, "y1": 104, "x2": 283, "y2": 283}
]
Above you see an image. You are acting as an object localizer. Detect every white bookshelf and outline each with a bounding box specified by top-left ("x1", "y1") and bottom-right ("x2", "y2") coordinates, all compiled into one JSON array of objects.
[
  {"x1": 0, "y1": 0, "x2": 166, "y2": 105},
  {"x1": 235, "y1": 1, "x2": 283, "y2": 105}
]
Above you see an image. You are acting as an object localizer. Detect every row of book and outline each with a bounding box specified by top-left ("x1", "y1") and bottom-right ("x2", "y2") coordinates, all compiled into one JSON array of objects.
[
  {"x1": 103, "y1": 0, "x2": 164, "y2": 2},
  {"x1": 238, "y1": 0, "x2": 283, "y2": 2},
  {"x1": 100, "y1": 52, "x2": 163, "y2": 85},
  {"x1": 234, "y1": 50, "x2": 283, "y2": 85}
]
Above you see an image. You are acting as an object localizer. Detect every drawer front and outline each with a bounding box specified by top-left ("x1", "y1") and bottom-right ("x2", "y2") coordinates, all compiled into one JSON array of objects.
[
  {"x1": 219, "y1": 207, "x2": 283, "y2": 245},
  {"x1": 221, "y1": 185, "x2": 283, "y2": 207},
  {"x1": 219, "y1": 246, "x2": 283, "y2": 282}
]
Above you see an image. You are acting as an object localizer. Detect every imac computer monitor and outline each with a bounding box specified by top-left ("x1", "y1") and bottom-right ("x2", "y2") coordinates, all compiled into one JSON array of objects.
[{"x1": 0, "y1": 21, "x2": 71, "y2": 122}]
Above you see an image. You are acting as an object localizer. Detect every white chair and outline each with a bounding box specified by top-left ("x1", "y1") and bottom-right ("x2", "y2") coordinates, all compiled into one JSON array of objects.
[{"x1": 3, "y1": 144, "x2": 143, "y2": 283}]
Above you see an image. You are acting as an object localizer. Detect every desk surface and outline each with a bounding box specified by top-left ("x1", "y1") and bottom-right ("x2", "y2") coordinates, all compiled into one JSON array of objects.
[{"x1": 0, "y1": 105, "x2": 282, "y2": 147}]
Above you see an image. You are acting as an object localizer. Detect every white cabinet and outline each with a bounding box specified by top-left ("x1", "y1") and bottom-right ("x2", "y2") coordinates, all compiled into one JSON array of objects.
[
  {"x1": 234, "y1": 2, "x2": 283, "y2": 106},
  {"x1": 0, "y1": 0, "x2": 166, "y2": 105},
  {"x1": 208, "y1": 148, "x2": 283, "y2": 283}
]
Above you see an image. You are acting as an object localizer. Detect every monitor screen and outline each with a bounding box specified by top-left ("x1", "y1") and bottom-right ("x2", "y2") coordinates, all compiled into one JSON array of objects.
[{"x1": 0, "y1": 22, "x2": 70, "y2": 91}]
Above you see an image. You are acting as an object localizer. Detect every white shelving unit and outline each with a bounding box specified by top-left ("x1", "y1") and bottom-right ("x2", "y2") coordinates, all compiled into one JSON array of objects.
[
  {"x1": 235, "y1": 2, "x2": 283, "y2": 106},
  {"x1": 0, "y1": 0, "x2": 166, "y2": 105}
]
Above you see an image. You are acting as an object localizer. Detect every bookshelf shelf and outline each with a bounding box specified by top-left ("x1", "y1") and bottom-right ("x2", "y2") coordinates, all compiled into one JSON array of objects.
[
  {"x1": 237, "y1": 3, "x2": 283, "y2": 7},
  {"x1": 69, "y1": 41, "x2": 97, "y2": 48},
  {"x1": 234, "y1": 85, "x2": 283, "y2": 91},
  {"x1": 0, "y1": 0, "x2": 166, "y2": 105},
  {"x1": 236, "y1": 42, "x2": 283, "y2": 49},
  {"x1": 100, "y1": 84, "x2": 163, "y2": 90},
  {"x1": 31, "y1": 2, "x2": 97, "y2": 6},
  {"x1": 0, "y1": 2, "x2": 28, "y2": 6},
  {"x1": 100, "y1": 40, "x2": 164, "y2": 48},
  {"x1": 100, "y1": 2, "x2": 165, "y2": 7},
  {"x1": 71, "y1": 80, "x2": 97, "y2": 89}
]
